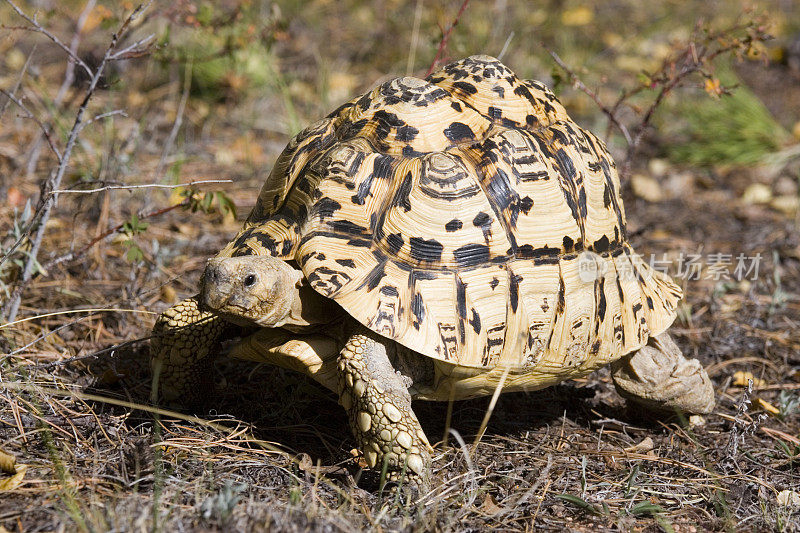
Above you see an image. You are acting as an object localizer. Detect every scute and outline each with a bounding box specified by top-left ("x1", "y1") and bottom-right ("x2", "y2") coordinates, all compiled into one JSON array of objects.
[{"x1": 220, "y1": 55, "x2": 683, "y2": 378}]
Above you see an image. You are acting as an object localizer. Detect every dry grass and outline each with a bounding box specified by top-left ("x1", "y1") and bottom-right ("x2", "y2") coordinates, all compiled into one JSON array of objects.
[{"x1": 1, "y1": 1, "x2": 799, "y2": 531}]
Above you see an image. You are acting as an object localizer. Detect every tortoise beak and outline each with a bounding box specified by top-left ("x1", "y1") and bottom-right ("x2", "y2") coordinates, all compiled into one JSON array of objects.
[{"x1": 201, "y1": 258, "x2": 235, "y2": 311}]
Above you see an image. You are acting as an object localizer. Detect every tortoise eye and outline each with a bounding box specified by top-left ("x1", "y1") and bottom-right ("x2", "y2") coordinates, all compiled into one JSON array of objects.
[{"x1": 244, "y1": 274, "x2": 257, "y2": 287}]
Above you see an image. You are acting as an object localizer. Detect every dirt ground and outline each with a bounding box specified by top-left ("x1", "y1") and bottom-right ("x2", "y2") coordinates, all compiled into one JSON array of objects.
[{"x1": 1, "y1": 1, "x2": 799, "y2": 531}]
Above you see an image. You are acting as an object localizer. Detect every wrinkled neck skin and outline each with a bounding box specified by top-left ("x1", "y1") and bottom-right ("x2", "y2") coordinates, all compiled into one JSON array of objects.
[{"x1": 200, "y1": 255, "x2": 343, "y2": 331}]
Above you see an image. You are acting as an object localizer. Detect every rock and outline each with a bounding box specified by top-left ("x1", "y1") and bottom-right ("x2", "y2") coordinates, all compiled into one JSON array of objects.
[
  {"x1": 741, "y1": 183, "x2": 772, "y2": 204},
  {"x1": 647, "y1": 158, "x2": 670, "y2": 178},
  {"x1": 771, "y1": 195, "x2": 799, "y2": 216},
  {"x1": 631, "y1": 174, "x2": 664, "y2": 202}
]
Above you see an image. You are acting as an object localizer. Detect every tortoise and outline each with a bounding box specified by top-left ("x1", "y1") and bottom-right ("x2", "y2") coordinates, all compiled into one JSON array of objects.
[{"x1": 150, "y1": 55, "x2": 714, "y2": 492}]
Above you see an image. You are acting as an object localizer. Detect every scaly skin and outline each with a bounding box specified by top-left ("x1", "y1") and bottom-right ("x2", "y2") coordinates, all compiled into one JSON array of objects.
[
  {"x1": 150, "y1": 296, "x2": 226, "y2": 406},
  {"x1": 611, "y1": 332, "x2": 715, "y2": 415},
  {"x1": 337, "y1": 326, "x2": 433, "y2": 494}
]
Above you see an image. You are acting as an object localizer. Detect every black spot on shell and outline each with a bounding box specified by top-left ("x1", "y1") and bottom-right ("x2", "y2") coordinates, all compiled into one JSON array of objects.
[
  {"x1": 380, "y1": 285, "x2": 399, "y2": 297},
  {"x1": 315, "y1": 197, "x2": 341, "y2": 220},
  {"x1": 445, "y1": 219, "x2": 463, "y2": 232},
  {"x1": 385, "y1": 233, "x2": 404, "y2": 254},
  {"x1": 410, "y1": 237, "x2": 444, "y2": 262},
  {"x1": 452, "y1": 81, "x2": 478, "y2": 95},
  {"x1": 396, "y1": 125, "x2": 419, "y2": 142},
  {"x1": 470, "y1": 308, "x2": 481, "y2": 333},
  {"x1": 519, "y1": 196, "x2": 534, "y2": 214},
  {"x1": 453, "y1": 243, "x2": 490, "y2": 267},
  {"x1": 373, "y1": 110, "x2": 405, "y2": 140},
  {"x1": 491, "y1": 85, "x2": 505, "y2": 97},
  {"x1": 646, "y1": 296, "x2": 654, "y2": 310},
  {"x1": 443, "y1": 122, "x2": 475, "y2": 142},
  {"x1": 487, "y1": 168, "x2": 518, "y2": 212},
  {"x1": 563, "y1": 236, "x2": 574, "y2": 252},
  {"x1": 509, "y1": 273, "x2": 521, "y2": 312},
  {"x1": 456, "y1": 278, "x2": 467, "y2": 320},
  {"x1": 472, "y1": 212, "x2": 491, "y2": 227},
  {"x1": 517, "y1": 244, "x2": 561, "y2": 260},
  {"x1": 330, "y1": 219, "x2": 367, "y2": 235},
  {"x1": 487, "y1": 106, "x2": 502, "y2": 120},
  {"x1": 392, "y1": 172, "x2": 414, "y2": 212},
  {"x1": 603, "y1": 183, "x2": 613, "y2": 208},
  {"x1": 411, "y1": 293, "x2": 425, "y2": 328},
  {"x1": 592, "y1": 235, "x2": 610, "y2": 253},
  {"x1": 556, "y1": 275, "x2": 565, "y2": 314},
  {"x1": 597, "y1": 278, "x2": 607, "y2": 320},
  {"x1": 450, "y1": 101, "x2": 462, "y2": 112},
  {"x1": 490, "y1": 277, "x2": 500, "y2": 289},
  {"x1": 336, "y1": 258, "x2": 356, "y2": 268},
  {"x1": 358, "y1": 261, "x2": 387, "y2": 292},
  {"x1": 590, "y1": 339, "x2": 601, "y2": 356}
]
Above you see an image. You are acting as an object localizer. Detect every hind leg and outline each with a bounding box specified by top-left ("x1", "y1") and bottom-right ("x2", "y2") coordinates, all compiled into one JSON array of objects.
[{"x1": 611, "y1": 332, "x2": 715, "y2": 415}]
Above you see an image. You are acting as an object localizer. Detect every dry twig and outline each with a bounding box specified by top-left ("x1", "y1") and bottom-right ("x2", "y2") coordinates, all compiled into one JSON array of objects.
[
  {"x1": 1, "y1": 1, "x2": 155, "y2": 322},
  {"x1": 424, "y1": 0, "x2": 471, "y2": 77}
]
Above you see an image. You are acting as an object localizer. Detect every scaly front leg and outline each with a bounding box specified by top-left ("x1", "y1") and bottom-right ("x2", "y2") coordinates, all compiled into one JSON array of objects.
[
  {"x1": 150, "y1": 296, "x2": 227, "y2": 406},
  {"x1": 336, "y1": 325, "x2": 433, "y2": 494}
]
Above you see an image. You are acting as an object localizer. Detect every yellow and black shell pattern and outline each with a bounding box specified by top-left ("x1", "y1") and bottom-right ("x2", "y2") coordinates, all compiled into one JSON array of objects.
[{"x1": 217, "y1": 55, "x2": 682, "y2": 376}]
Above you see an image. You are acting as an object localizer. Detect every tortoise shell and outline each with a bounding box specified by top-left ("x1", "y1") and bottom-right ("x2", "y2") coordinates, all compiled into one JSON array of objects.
[{"x1": 217, "y1": 55, "x2": 682, "y2": 375}]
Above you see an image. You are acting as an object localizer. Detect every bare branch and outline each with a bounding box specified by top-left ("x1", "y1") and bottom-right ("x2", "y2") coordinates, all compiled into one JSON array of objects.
[
  {"x1": 50, "y1": 179, "x2": 233, "y2": 195},
  {"x1": 108, "y1": 33, "x2": 156, "y2": 61},
  {"x1": 77, "y1": 109, "x2": 128, "y2": 133},
  {"x1": 0, "y1": 88, "x2": 63, "y2": 162},
  {"x1": 3, "y1": 0, "x2": 94, "y2": 79},
  {"x1": 0, "y1": 43, "x2": 36, "y2": 121},
  {"x1": 425, "y1": 0, "x2": 471, "y2": 77},
  {"x1": 2, "y1": 2, "x2": 154, "y2": 322},
  {"x1": 544, "y1": 46, "x2": 633, "y2": 146},
  {"x1": 41, "y1": 199, "x2": 192, "y2": 272}
]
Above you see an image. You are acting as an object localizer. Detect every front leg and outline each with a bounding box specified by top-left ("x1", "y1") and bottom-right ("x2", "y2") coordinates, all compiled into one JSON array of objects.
[
  {"x1": 337, "y1": 327, "x2": 432, "y2": 493},
  {"x1": 150, "y1": 296, "x2": 228, "y2": 406}
]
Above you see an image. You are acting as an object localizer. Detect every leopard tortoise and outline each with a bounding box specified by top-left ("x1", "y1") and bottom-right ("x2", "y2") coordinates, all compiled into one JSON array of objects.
[{"x1": 151, "y1": 55, "x2": 714, "y2": 492}]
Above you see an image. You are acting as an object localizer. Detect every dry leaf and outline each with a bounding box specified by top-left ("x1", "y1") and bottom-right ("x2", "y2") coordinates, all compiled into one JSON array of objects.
[
  {"x1": 0, "y1": 464, "x2": 27, "y2": 491},
  {"x1": 732, "y1": 370, "x2": 767, "y2": 388},
  {"x1": 350, "y1": 448, "x2": 368, "y2": 469},
  {"x1": 703, "y1": 77, "x2": 723, "y2": 98},
  {"x1": 777, "y1": 490, "x2": 800, "y2": 507},
  {"x1": 0, "y1": 449, "x2": 15, "y2": 474},
  {"x1": 624, "y1": 436, "x2": 654, "y2": 453},
  {"x1": 754, "y1": 397, "x2": 780, "y2": 415},
  {"x1": 6, "y1": 186, "x2": 25, "y2": 208},
  {"x1": 161, "y1": 285, "x2": 177, "y2": 304},
  {"x1": 480, "y1": 493, "x2": 505, "y2": 516}
]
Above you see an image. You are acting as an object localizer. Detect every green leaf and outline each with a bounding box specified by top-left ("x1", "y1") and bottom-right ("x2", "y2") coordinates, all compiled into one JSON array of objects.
[
  {"x1": 215, "y1": 191, "x2": 237, "y2": 218},
  {"x1": 555, "y1": 493, "x2": 602, "y2": 515},
  {"x1": 629, "y1": 501, "x2": 666, "y2": 516}
]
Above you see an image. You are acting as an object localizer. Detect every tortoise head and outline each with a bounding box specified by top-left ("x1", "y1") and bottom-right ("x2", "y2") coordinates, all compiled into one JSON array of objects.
[{"x1": 200, "y1": 256, "x2": 303, "y2": 327}]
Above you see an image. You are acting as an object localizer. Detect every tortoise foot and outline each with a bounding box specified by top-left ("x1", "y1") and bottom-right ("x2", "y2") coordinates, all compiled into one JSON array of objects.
[
  {"x1": 611, "y1": 332, "x2": 715, "y2": 415},
  {"x1": 337, "y1": 328, "x2": 432, "y2": 494}
]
